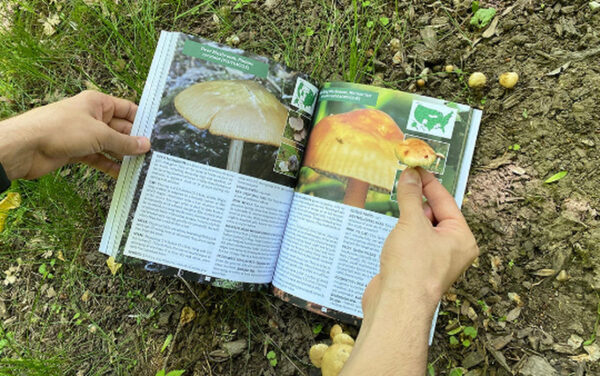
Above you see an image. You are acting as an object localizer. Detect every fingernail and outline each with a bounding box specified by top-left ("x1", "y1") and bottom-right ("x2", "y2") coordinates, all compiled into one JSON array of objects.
[{"x1": 399, "y1": 168, "x2": 421, "y2": 186}]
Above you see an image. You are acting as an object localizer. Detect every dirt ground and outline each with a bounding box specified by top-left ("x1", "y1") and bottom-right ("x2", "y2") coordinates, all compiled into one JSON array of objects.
[{"x1": 2, "y1": 0, "x2": 600, "y2": 375}]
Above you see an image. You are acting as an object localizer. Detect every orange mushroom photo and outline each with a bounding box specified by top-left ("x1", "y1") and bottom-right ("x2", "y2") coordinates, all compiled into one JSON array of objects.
[{"x1": 302, "y1": 108, "x2": 404, "y2": 208}]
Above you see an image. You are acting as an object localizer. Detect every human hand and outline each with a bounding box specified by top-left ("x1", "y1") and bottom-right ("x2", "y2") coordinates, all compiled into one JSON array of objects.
[
  {"x1": 340, "y1": 167, "x2": 478, "y2": 375},
  {"x1": 0, "y1": 90, "x2": 151, "y2": 180},
  {"x1": 366, "y1": 167, "x2": 479, "y2": 312}
]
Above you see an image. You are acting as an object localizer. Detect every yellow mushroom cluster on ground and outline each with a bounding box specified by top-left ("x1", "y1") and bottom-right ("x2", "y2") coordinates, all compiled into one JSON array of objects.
[{"x1": 309, "y1": 325, "x2": 355, "y2": 376}]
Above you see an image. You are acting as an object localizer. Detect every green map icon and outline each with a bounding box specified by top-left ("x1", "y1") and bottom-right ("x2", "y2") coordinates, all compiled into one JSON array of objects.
[
  {"x1": 408, "y1": 101, "x2": 456, "y2": 138},
  {"x1": 292, "y1": 78, "x2": 318, "y2": 114}
]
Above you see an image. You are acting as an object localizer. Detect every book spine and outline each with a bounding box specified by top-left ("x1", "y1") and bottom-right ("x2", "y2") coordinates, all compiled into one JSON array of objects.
[{"x1": 99, "y1": 31, "x2": 179, "y2": 256}]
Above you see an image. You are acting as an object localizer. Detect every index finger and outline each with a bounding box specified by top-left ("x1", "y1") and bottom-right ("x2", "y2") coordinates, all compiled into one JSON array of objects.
[
  {"x1": 101, "y1": 94, "x2": 138, "y2": 123},
  {"x1": 418, "y1": 168, "x2": 465, "y2": 224}
]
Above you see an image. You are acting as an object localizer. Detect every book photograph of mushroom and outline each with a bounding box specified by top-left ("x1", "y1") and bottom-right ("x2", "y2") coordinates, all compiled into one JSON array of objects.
[
  {"x1": 282, "y1": 111, "x2": 309, "y2": 145},
  {"x1": 150, "y1": 33, "x2": 312, "y2": 188},
  {"x1": 274, "y1": 141, "x2": 302, "y2": 178},
  {"x1": 296, "y1": 81, "x2": 472, "y2": 218}
]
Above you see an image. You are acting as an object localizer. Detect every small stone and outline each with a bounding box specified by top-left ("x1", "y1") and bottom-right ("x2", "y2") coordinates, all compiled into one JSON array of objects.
[
  {"x1": 568, "y1": 334, "x2": 584, "y2": 350},
  {"x1": 552, "y1": 343, "x2": 576, "y2": 354},
  {"x1": 556, "y1": 270, "x2": 569, "y2": 282},
  {"x1": 445, "y1": 64, "x2": 455, "y2": 73},
  {"x1": 463, "y1": 350, "x2": 485, "y2": 368},
  {"x1": 417, "y1": 79, "x2": 426, "y2": 87},
  {"x1": 519, "y1": 355, "x2": 559, "y2": 376},
  {"x1": 221, "y1": 339, "x2": 247, "y2": 357},
  {"x1": 506, "y1": 307, "x2": 522, "y2": 322}
]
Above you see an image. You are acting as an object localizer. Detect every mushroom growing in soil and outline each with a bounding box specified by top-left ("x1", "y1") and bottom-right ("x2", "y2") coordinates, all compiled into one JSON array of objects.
[
  {"x1": 309, "y1": 324, "x2": 355, "y2": 376},
  {"x1": 174, "y1": 80, "x2": 288, "y2": 172},
  {"x1": 303, "y1": 108, "x2": 404, "y2": 208},
  {"x1": 396, "y1": 138, "x2": 445, "y2": 169}
]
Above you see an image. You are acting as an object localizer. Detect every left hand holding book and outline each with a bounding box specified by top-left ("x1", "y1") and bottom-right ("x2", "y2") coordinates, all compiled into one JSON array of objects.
[{"x1": 0, "y1": 90, "x2": 150, "y2": 181}]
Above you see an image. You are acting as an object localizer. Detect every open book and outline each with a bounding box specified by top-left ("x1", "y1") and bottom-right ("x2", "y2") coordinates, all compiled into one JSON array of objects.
[{"x1": 100, "y1": 31, "x2": 481, "y2": 330}]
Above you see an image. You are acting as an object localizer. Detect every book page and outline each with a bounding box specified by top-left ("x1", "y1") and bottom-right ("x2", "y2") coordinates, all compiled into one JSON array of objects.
[
  {"x1": 273, "y1": 82, "x2": 481, "y2": 323},
  {"x1": 100, "y1": 31, "x2": 319, "y2": 286}
]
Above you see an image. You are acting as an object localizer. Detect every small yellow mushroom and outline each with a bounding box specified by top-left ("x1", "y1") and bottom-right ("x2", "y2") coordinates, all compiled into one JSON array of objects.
[
  {"x1": 468, "y1": 72, "x2": 487, "y2": 89},
  {"x1": 396, "y1": 138, "x2": 444, "y2": 168},
  {"x1": 332, "y1": 333, "x2": 355, "y2": 346},
  {"x1": 499, "y1": 72, "x2": 519, "y2": 89},
  {"x1": 321, "y1": 344, "x2": 353, "y2": 376},
  {"x1": 330, "y1": 324, "x2": 343, "y2": 339},
  {"x1": 417, "y1": 78, "x2": 426, "y2": 87},
  {"x1": 445, "y1": 64, "x2": 455, "y2": 73},
  {"x1": 310, "y1": 326, "x2": 356, "y2": 376},
  {"x1": 309, "y1": 343, "x2": 329, "y2": 368}
]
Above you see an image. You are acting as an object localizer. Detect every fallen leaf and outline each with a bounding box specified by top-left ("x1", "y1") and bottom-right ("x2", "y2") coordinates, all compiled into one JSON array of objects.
[
  {"x1": 179, "y1": 306, "x2": 196, "y2": 326},
  {"x1": 40, "y1": 13, "x2": 60, "y2": 36},
  {"x1": 0, "y1": 193, "x2": 21, "y2": 232},
  {"x1": 46, "y1": 287, "x2": 57, "y2": 299},
  {"x1": 81, "y1": 290, "x2": 91, "y2": 303},
  {"x1": 545, "y1": 171, "x2": 567, "y2": 183},
  {"x1": 533, "y1": 268, "x2": 556, "y2": 277},
  {"x1": 482, "y1": 16, "x2": 499, "y2": 38},
  {"x1": 57, "y1": 251, "x2": 65, "y2": 262},
  {"x1": 584, "y1": 343, "x2": 600, "y2": 362},
  {"x1": 106, "y1": 256, "x2": 122, "y2": 275},
  {"x1": 3, "y1": 275, "x2": 16, "y2": 286},
  {"x1": 546, "y1": 61, "x2": 571, "y2": 76}
]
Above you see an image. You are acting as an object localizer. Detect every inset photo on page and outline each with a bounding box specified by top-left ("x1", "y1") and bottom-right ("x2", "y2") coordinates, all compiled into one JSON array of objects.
[
  {"x1": 296, "y1": 81, "x2": 475, "y2": 218},
  {"x1": 273, "y1": 141, "x2": 303, "y2": 178},
  {"x1": 151, "y1": 33, "x2": 317, "y2": 188}
]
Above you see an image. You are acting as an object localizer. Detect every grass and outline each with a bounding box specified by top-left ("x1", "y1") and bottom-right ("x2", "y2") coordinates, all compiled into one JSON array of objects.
[{"x1": 0, "y1": 0, "x2": 405, "y2": 374}]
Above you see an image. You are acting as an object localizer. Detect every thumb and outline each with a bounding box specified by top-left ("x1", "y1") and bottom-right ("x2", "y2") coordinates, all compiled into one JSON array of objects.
[
  {"x1": 100, "y1": 126, "x2": 151, "y2": 156},
  {"x1": 396, "y1": 167, "x2": 424, "y2": 220}
]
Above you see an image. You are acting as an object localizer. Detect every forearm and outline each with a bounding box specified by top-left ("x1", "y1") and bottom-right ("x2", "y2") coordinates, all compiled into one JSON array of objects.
[
  {"x1": 341, "y1": 289, "x2": 437, "y2": 375},
  {"x1": 0, "y1": 115, "x2": 39, "y2": 181}
]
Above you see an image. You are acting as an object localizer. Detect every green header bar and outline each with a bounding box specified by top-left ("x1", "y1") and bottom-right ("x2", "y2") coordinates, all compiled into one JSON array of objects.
[
  {"x1": 319, "y1": 87, "x2": 379, "y2": 106},
  {"x1": 182, "y1": 40, "x2": 269, "y2": 78}
]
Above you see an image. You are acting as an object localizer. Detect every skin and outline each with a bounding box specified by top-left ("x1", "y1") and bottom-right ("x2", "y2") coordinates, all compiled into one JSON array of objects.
[
  {"x1": 0, "y1": 90, "x2": 151, "y2": 180},
  {"x1": 341, "y1": 167, "x2": 479, "y2": 375},
  {"x1": 0, "y1": 93, "x2": 478, "y2": 375}
]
